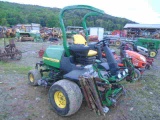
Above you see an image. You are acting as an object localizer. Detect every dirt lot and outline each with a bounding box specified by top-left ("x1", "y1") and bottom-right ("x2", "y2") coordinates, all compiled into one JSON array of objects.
[{"x1": 0, "y1": 39, "x2": 160, "y2": 120}]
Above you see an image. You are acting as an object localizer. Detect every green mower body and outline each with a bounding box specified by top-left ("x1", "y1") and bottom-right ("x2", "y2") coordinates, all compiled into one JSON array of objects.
[
  {"x1": 28, "y1": 5, "x2": 136, "y2": 117},
  {"x1": 126, "y1": 37, "x2": 160, "y2": 58},
  {"x1": 136, "y1": 38, "x2": 160, "y2": 51},
  {"x1": 43, "y1": 45, "x2": 64, "y2": 68}
]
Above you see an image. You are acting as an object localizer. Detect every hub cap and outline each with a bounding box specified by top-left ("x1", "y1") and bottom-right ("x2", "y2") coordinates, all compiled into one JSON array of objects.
[
  {"x1": 116, "y1": 41, "x2": 120, "y2": 46},
  {"x1": 54, "y1": 91, "x2": 66, "y2": 108},
  {"x1": 150, "y1": 51, "x2": 156, "y2": 58},
  {"x1": 29, "y1": 74, "x2": 34, "y2": 82}
]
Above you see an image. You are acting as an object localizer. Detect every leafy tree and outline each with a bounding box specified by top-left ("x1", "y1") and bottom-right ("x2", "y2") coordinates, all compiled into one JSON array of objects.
[
  {"x1": 46, "y1": 15, "x2": 59, "y2": 27},
  {"x1": 0, "y1": 1, "x2": 136, "y2": 31},
  {"x1": 0, "y1": 18, "x2": 9, "y2": 26}
]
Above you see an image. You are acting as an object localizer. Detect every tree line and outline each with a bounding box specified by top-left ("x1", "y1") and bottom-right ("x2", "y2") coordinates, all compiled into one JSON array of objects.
[{"x1": 0, "y1": 1, "x2": 136, "y2": 31}]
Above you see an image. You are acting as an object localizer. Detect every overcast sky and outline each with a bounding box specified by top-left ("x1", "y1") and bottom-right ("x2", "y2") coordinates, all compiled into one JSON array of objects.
[{"x1": 1, "y1": 0, "x2": 160, "y2": 24}]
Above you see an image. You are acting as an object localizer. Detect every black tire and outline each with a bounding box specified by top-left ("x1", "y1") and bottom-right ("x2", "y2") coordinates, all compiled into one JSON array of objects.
[
  {"x1": 149, "y1": 50, "x2": 157, "y2": 58},
  {"x1": 28, "y1": 69, "x2": 41, "y2": 86},
  {"x1": 49, "y1": 79, "x2": 83, "y2": 116},
  {"x1": 156, "y1": 50, "x2": 158, "y2": 54},
  {"x1": 145, "y1": 64, "x2": 152, "y2": 70},
  {"x1": 132, "y1": 68, "x2": 141, "y2": 81}
]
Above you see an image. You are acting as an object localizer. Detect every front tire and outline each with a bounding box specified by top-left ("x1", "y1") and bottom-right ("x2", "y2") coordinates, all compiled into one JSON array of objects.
[
  {"x1": 132, "y1": 68, "x2": 141, "y2": 81},
  {"x1": 28, "y1": 69, "x2": 41, "y2": 86},
  {"x1": 49, "y1": 79, "x2": 83, "y2": 116},
  {"x1": 145, "y1": 64, "x2": 152, "y2": 70}
]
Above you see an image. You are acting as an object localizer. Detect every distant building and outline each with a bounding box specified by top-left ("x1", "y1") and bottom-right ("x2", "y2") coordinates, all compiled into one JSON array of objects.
[
  {"x1": 124, "y1": 23, "x2": 160, "y2": 38},
  {"x1": 15, "y1": 23, "x2": 40, "y2": 33}
]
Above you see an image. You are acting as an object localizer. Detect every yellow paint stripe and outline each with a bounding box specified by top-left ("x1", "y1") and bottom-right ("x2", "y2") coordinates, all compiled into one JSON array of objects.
[{"x1": 43, "y1": 57, "x2": 60, "y2": 63}]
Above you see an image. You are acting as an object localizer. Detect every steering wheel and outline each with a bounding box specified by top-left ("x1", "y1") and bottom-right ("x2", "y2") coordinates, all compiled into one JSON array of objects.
[{"x1": 95, "y1": 38, "x2": 110, "y2": 48}]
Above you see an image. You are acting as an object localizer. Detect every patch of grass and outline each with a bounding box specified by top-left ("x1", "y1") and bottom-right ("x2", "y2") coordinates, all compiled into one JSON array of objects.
[
  {"x1": 0, "y1": 61, "x2": 32, "y2": 74},
  {"x1": 28, "y1": 104, "x2": 34, "y2": 109},
  {"x1": 0, "y1": 112, "x2": 9, "y2": 120},
  {"x1": 0, "y1": 38, "x2": 10, "y2": 45}
]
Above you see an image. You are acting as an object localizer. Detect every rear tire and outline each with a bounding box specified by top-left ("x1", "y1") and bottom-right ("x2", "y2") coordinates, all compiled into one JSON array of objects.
[
  {"x1": 145, "y1": 64, "x2": 152, "y2": 70},
  {"x1": 149, "y1": 50, "x2": 157, "y2": 58},
  {"x1": 49, "y1": 79, "x2": 83, "y2": 116},
  {"x1": 28, "y1": 69, "x2": 41, "y2": 86},
  {"x1": 115, "y1": 40, "x2": 121, "y2": 47}
]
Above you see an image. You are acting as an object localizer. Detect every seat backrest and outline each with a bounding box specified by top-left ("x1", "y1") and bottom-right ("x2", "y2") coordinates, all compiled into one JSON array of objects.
[
  {"x1": 73, "y1": 34, "x2": 87, "y2": 45},
  {"x1": 69, "y1": 44, "x2": 89, "y2": 57}
]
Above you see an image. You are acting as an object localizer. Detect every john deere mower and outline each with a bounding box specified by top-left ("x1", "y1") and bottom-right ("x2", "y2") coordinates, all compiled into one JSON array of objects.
[
  {"x1": 28, "y1": 5, "x2": 135, "y2": 116},
  {"x1": 125, "y1": 38, "x2": 160, "y2": 58}
]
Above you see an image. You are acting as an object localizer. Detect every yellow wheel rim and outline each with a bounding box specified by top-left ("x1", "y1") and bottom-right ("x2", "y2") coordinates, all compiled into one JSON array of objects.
[
  {"x1": 54, "y1": 91, "x2": 66, "y2": 108},
  {"x1": 150, "y1": 51, "x2": 156, "y2": 57},
  {"x1": 134, "y1": 73, "x2": 138, "y2": 78},
  {"x1": 116, "y1": 41, "x2": 120, "y2": 46},
  {"x1": 29, "y1": 74, "x2": 34, "y2": 82}
]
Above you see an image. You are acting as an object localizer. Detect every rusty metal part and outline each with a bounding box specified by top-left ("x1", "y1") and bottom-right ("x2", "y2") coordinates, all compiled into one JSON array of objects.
[
  {"x1": 79, "y1": 76, "x2": 106, "y2": 116},
  {"x1": 79, "y1": 77, "x2": 92, "y2": 109},
  {"x1": 88, "y1": 77, "x2": 105, "y2": 115},
  {"x1": 0, "y1": 39, "x2": 22, "y2": 61},
  {"x1": 0, "y1": 50, "x2": 8, "y2": 62}
]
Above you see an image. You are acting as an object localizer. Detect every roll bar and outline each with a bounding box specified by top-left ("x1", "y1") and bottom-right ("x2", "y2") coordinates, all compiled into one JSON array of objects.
[{"x1": 59, "y1": 5, "x2": 105, "y2": 56}]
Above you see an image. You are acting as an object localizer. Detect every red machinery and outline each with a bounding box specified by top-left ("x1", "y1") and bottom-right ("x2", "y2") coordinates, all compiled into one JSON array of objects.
[
  {"x1": 111, "y1": 30, "x2": 127, "y2": 37},
  {"x1": 121, "y1": 42, "x2": 154, "y2": 69},
  {"x1": 102, "y1": 50, "x2": 146, "y2": 74}
]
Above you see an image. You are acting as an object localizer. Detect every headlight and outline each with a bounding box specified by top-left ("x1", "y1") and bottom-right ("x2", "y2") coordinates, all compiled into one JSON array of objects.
[
  {"x1": 117, "y1": 73, "x2": 122, "y2": 79},
  {"x1": 140, "y1": 56, "x2": 146, "y2": 62},
  {"x1": 125, "y1": 69, "x2": 128, "y2": 73},
  {"x1": 122, "y1": 71, "x2": 126, "y2": 76}
]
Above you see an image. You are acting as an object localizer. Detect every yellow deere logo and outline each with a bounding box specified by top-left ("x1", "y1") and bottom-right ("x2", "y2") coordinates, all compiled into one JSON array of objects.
[{"x1": 43, "y1": 57, "x2": 60, "y2": 63}]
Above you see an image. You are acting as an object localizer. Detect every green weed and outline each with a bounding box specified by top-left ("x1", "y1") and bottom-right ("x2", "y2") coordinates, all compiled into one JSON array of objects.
[{"x1": 0, "y1": 61, "x2": 32, "y2": 74}]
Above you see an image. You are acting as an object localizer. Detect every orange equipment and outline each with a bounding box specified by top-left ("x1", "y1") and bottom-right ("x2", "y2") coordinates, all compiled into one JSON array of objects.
[{"x1": 102, "y1": 50, "x2": 146, "y2": 74}]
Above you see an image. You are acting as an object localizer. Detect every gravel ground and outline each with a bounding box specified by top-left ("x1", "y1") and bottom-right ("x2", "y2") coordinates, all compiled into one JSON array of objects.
[{"x1": 0, "y1": 40, "x2": 160, "y2": 120}]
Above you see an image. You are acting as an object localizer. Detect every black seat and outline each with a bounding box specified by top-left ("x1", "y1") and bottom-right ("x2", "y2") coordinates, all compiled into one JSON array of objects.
[
  {"x1": 69, "y1": 44, "x2": 97, "y2": 65},
  {"x1": 69, "y1": 44, "x2": 90, "y2": 57}
]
